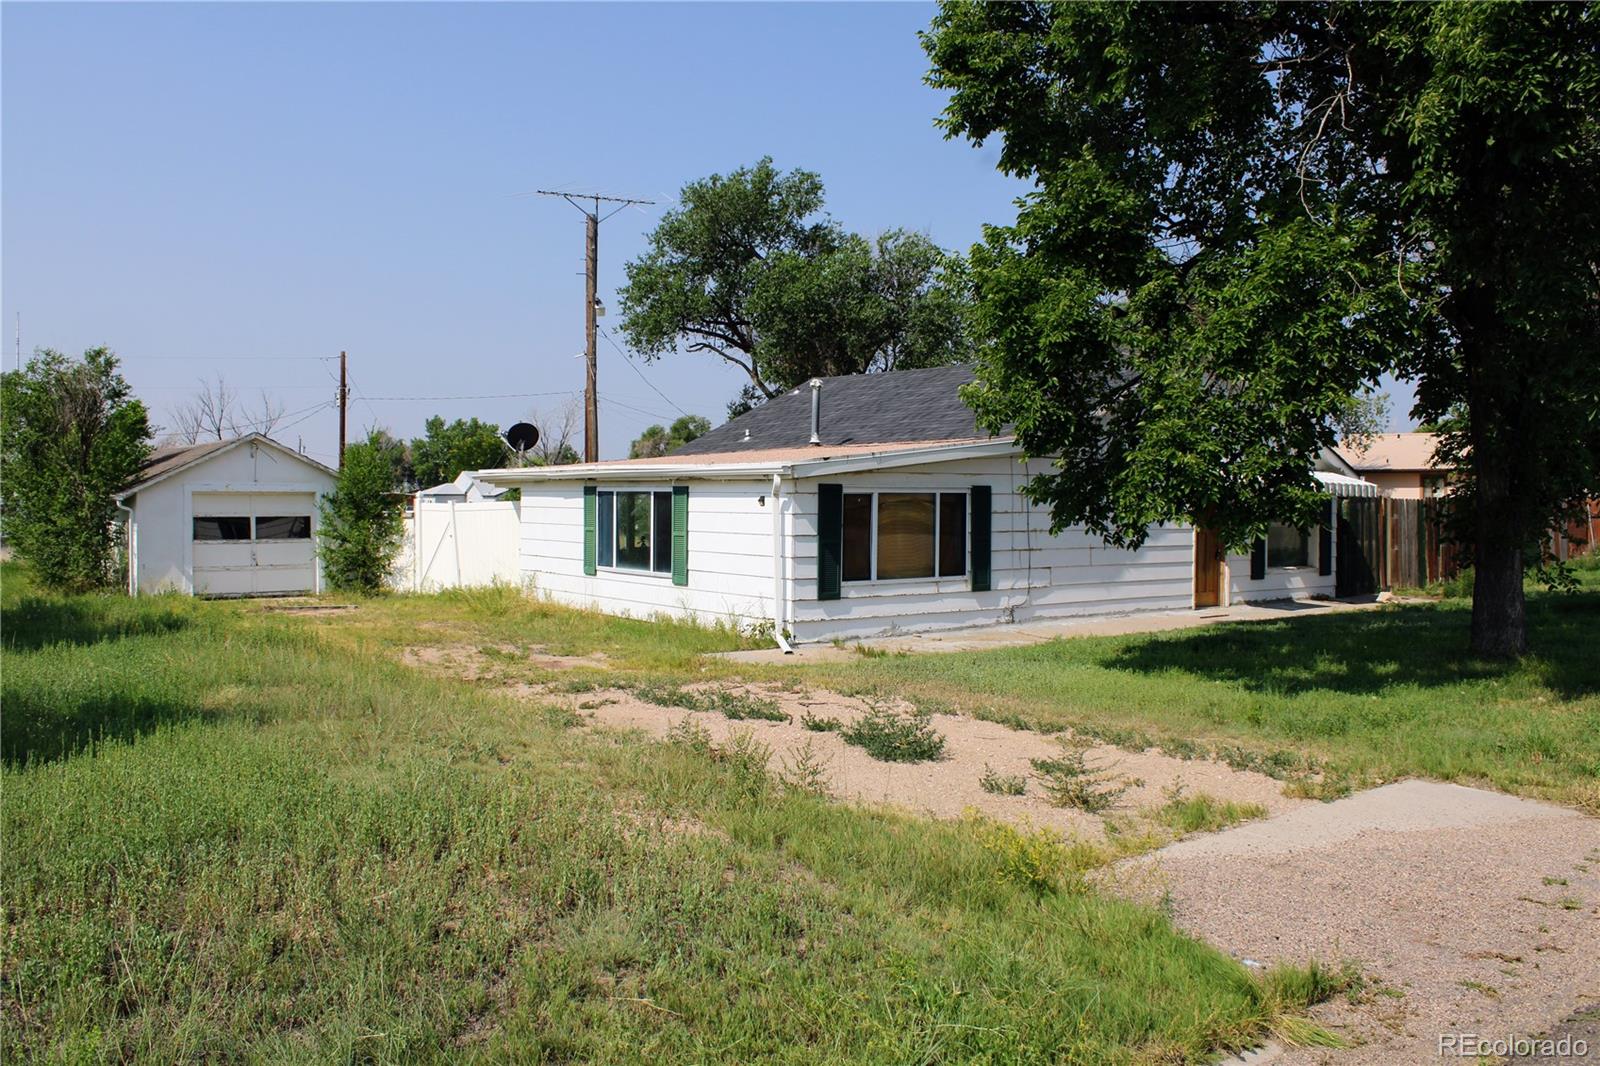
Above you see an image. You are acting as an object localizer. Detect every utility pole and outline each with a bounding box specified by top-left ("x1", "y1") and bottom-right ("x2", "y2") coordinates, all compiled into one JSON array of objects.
[
  {"x1": 337, "y1": 350, "x2": 348, "y2": 469},
  {"x1": 534, "y1": 190, "x2": 654, "y2": 462}
]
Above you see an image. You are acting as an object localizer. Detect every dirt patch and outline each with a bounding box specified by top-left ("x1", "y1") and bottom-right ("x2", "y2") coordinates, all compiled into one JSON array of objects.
[
  {"x1": 557, "y1": 683, "x2": 1303, "y2": 840},
  {"x1": 401, "y1": 642, "x2": 609, "y2": 679},
  {"x1": 1131, "y1": 783, "x2": 1600, "y2": 1064},
  {"x1": 262, "y1": 603, "x2": 360, "y2": 616}
]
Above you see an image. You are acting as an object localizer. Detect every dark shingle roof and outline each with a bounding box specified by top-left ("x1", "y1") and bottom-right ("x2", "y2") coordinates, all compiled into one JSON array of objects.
[
  {"x1": 123, "y1": 438, "x2": 237, "y2": 492},
  {"x1": 673, "y1": 364, "x2": 993, "y2": 456}
]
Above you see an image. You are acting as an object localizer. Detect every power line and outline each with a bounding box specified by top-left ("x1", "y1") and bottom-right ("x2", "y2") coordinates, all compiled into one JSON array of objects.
[
  {"x1": 358, "y1": 389, "x2": 580, "y2": 402},
  {"x1": 599, "y1": 395, "x2": 678, "y2": 422},
  {"x1": 598, "y1": 325, "x2": 690, "y2": 418},
  {"x1": 119, "y1": 354, "x2": 339, "y2": 362}
]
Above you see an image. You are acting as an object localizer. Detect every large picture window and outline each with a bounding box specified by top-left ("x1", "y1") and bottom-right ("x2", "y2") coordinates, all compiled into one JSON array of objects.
[
  {"x1": 841, "y1": 491, "x2": 967, "y2": 582},
  {"x1": 1266, "y1": 522, "x2": 1310, "y2": 568},
  {"x1": 595, "y1": 490, "x2": 674, "y2": 573}
]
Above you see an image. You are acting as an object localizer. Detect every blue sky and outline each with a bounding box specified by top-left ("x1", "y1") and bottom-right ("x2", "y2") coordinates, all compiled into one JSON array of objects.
[{"x1": 2, "y1": 2, "x2": 1411, "y2": 465}]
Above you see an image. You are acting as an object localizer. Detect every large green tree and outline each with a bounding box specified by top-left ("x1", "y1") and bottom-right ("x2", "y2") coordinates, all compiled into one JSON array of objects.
[
  {"x1": 0, "y1": 348, "x2": 151, "y2": 592},
  {"x1": 924, "y1": 1, "x2": 1600, "y2": 657},
  {"x1": 619, "y1": 158, "x2": 978, "y2": 415},
  {"x1": 628, "y1": 415, "x2": 712, "y2": 459},
  {"x1": 409, "y1": 416, "x2": 505, "y2": 489},
  {"x1": 318, "y1": 431, "x2": 405, "y2": 594}
]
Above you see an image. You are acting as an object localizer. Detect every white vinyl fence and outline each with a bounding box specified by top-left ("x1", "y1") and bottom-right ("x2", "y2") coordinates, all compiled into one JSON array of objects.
[{"x1": 391, "y1": 499, "x2": 522, "y2": 591}]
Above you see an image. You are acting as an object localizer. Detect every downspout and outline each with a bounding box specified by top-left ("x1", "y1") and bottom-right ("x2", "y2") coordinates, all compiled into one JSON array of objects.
[
  {"x1": 771, "y1": 472, "x2": 794, "y2": 654},
  {"x1": 116, "y1": 498, "x2": 137, "y2": 596}
]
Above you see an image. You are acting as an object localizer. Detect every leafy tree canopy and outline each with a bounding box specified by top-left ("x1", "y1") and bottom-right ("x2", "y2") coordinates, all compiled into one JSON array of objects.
[
  {"x1": 619, "y1": 158, "x2": 979, "y2": 416},
  {"x1": 318, "y1": 431, "x2": 405, "y2": 594},
  {"x1": 0, "y1": 348, "x2": 151, "y2": 592},
  {"x1": 629, "y1": 415, "x2": 712, "y2": 459},
  {"x1": 409, "y1": 416, "x2": 505, "y2": 489},
  {"x1": 924, "y1": 1, "x2": 1599, "y2": 657}
]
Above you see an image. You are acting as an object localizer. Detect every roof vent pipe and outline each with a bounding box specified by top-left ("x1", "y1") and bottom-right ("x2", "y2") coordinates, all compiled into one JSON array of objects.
[{"x1": 809, "y1": 378, "x2": 823, "y2": 445}]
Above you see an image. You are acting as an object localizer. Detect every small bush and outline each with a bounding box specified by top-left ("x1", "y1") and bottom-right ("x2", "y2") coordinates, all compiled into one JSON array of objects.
[
  {"x1": 841, "y1": 701, "x2": 946, "y2": 763},
  {"x1": 778, "y1": 739, "x2": 831, "y2": 795},
  {"x1": 665, "y1": 715, "x2": 713, "y2": 754},
  {"x1": 1152, "y1": 783, "x2": 1265, "y2": 834},
  {"x1": 966, "y1": 815, "x2": 1081, "y2": 897},
  {"x1": 637, "y1": 683, "x2": 787, "y2": 722},
  {"x1": 979, "y1": 764, "x2": 1027, "y2": 796},
  {"x1": 1031, "y1": 739, "x2": 1129, "y2": 813},
  {"x1": 800, "y1": 710, "x2": 842, "y2": 732}
]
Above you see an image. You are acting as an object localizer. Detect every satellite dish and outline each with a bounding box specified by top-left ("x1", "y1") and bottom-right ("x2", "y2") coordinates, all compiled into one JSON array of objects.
[{"x1": 506, "y1": 422, "x2": 540, "y2": 452}]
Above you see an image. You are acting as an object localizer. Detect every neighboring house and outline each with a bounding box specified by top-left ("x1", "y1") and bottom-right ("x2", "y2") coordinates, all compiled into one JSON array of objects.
[
  {"x1": 416, "y1": 470, "x2": 512, "y2": 504},
  {"x1": 116, "y1": 433, "x2": 336, "y2": 596},
  {"x1": 476, "y1": 365, "x2": 1374, "y2": 644},
  {"x1": 1336, "y1": 432, "x2": 1453, "y2": 499}
]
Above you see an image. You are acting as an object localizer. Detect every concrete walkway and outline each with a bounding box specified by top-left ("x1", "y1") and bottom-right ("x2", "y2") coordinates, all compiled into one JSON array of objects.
[
  {"x1": 1133, "y1": 781, "x2": 1600, "y2": 1065},
  {"x1": 715, "y1": 596, "x2": 1391, "y2": 664}
]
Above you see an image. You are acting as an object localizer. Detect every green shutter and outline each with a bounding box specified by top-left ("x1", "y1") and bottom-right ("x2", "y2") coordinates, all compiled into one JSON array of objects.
[
  {"x1": 817, "y1": 483, "x2": 843, "y2": 601},
  {"x1": 1319, "y1": 499, "x2": 1334, "y2": 577},
  {"x1": 671, "y1": 485, "x2": 689, "y2": 587},
  {"x1": 1250, "y1": 537, "x2": 1266, "y2": 580},
  {"x1": 583, "y1": 486, "x2": 597, "y2": 576},
  {"x1": 970, "y1": 485, "x2": 992, "y2": 592}
]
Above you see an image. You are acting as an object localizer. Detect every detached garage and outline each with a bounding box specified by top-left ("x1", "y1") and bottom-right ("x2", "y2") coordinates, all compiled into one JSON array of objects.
[{"x1": 116, "y1": 433, "x2": 337, "y2": 596}]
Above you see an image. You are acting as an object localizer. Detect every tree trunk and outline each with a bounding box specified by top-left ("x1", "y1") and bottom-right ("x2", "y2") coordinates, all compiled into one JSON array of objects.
[{"x1": 1469, "y1": 539, "x2": 1526, "y2": 659}]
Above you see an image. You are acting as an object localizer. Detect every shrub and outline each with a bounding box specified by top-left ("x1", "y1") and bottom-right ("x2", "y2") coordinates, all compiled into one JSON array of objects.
[
  {"x1": 800, "y1": 710, "x2": 842, "y2": 732},
  {"x1": 841, "y1": 701, "x2": 946, "y2": 763},
  {"x1": 966, "y1": 815, "x2": 1081, "y2": 896},
  {"x1": 1031, "y1": 738, "x2": 1129, "y2": 813},
  {"x1": 979, "y1": 764, "x2": 1027, "y2": 796},
  {"x1": 0, "y1": 348, "x2": 151, "y2": 592},
  {"x1": 318, "y1": 433, "x2": 405, "y2": 593},
  {"x1": 637, "y1": 683, "x2": 787, "y2": 722}
]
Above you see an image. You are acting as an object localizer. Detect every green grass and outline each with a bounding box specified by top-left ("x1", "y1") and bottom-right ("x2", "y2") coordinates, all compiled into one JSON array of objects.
[
  {"x1": 1152, "y1": 787, "x2": 1269, "y2": 836},
  {"x1": 787, "y1": 571, "x2": 1600, "y2": 808},
  {"x1": 1, "y1": 564, "x2": 1324, "y2": 1063}
]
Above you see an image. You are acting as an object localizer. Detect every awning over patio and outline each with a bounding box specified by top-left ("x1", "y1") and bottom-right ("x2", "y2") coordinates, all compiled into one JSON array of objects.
[{"x1": 1313, "y1": 470, "x2": 1381, "y2": 498}]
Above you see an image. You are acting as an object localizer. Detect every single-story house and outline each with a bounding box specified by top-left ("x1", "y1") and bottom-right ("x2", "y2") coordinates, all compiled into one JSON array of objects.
[
  {"x1": 1335, "y1": 432, "x2": 1453, "y2": 500},
  {"x1": 116, "y1": 433, "x2": 337, "y2": 596},
  {"x1": 476, "y1": 366, "x2": 1374, "y2": 645},
  {"x1": 416, "y1": 470, "x2": 513, "y2": 504}
]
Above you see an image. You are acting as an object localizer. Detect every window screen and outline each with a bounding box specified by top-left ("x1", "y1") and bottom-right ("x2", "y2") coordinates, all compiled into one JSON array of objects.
[
  {"x1": 255, "y1": 515, "x2": 311, "y2": 540},
  {"x1": 615, "y1": 491, "x2": 652, "y2": 570},
  {"x1": 193, "y1": 516, "x2": 251, "y2": 541},
  {"x1": 1266, "y1": 523, "x2": 1309, "y2": 568},
  {"x1": 875, "y1": 493, "x2": 935, "y2": 579},
  {"x1": 652, "y1": 491, "x2": 672, "y2": 573},
  {"x1": 842, "y1": 493, "x2": 872, "y2": 582},
  {"x1": 597, "y1": 491, "x2": 615, "y2": 568},
  {"x1": 938, "y1": 493, "x2": 966, "y2": 577}
]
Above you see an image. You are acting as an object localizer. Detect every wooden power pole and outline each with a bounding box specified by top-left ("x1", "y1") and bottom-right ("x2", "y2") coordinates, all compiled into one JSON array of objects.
[
  {"x1": 534, "y1": 190, "x2": 654, "y2": 462},
  {"x1": 338, "y1": 350, "x2": 348, "y2": 469}
]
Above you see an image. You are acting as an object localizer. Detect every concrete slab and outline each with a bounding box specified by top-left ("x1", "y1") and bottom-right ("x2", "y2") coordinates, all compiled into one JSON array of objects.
[{"x1": 1131, "y1": 780, "x2": 1600, "y2": 1065}]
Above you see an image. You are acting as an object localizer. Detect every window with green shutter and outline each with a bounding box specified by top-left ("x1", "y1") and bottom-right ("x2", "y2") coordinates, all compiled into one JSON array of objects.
[
  {"x1": 582, "y1": 486, "x2": 597, "y2": 576},
  {"x1": 970, "y1": 485, "x2": 992, "y2": 592},
  {"x1": 817, "y1": 484, "x2": 843, "y2": 600},
  {"x1": 671, "y1": 485, "x2": 689, "y2": 586}
]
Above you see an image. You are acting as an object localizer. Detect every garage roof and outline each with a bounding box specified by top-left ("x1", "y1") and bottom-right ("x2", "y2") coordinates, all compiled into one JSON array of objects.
[{"x1": 119, "y1": 433, "x2": 336, "y2": 498}]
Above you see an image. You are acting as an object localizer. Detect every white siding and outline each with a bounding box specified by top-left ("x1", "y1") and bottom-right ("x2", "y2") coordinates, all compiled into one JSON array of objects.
[
  {"x1": 784, "y1": 455, "x2": 1196, "y2": 642},
  {"x1": 393, "y1": 499, "x2": 522, "y2": 591},
  {"x1": 1226, "y1": 540, "x2": 1336, "y2": 604},
  {"x1": 517, "y1": 479, "x2": 774, "y2": 628}
]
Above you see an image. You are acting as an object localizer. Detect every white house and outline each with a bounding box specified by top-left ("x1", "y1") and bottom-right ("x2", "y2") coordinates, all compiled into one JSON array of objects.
[
  {"x1": 475, "y1": 365, "x2": 1375, "y2": 646},
  {"x1": 115, "y1": 433, "x2": 337, "y2": 596}
]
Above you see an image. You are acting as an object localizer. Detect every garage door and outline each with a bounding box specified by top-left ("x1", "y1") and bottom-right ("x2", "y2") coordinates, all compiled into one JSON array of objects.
[{"x1": 192, "y1": 492, "x2": 317, "y2": 596}]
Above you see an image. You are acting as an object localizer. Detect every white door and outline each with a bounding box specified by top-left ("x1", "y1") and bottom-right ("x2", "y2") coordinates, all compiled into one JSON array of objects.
[{"x1": 192, "y1": 492, "x2": 317, "y2": 595}]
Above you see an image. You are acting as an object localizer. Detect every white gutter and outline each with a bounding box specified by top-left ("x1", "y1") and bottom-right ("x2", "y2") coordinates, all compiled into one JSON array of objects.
[
  {"x1": 116, "y1": 499, "x2": 137, "y2": 596},
  {"x1": 770, "y1": 473, "x2": 794, "y2": 654}
]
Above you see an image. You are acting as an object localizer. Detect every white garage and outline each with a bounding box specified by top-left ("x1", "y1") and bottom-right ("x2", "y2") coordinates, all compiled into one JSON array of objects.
[{"x1": 116, "y1": 433, "x2": 337, "y2": 596}]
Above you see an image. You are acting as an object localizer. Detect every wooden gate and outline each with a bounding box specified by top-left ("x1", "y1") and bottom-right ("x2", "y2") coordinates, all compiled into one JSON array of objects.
[{"x1": 1337, "y1": 497, "x2": 1383, "y2": 597}]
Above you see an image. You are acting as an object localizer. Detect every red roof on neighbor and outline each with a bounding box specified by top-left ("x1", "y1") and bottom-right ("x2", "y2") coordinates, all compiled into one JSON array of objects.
[{"x1": 1336, "y1": 432, "x2": 1449, "y2": 472}]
